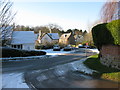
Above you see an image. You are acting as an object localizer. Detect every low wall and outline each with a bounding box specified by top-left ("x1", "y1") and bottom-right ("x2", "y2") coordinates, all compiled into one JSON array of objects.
[{"x1": 100, "y1": 45, "x2": 120, "y2": 70}]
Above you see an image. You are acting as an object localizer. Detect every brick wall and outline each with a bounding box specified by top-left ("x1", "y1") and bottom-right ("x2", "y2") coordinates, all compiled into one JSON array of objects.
[{"x1": 100, "y1": 45, "x2": 120, "y2": 70}]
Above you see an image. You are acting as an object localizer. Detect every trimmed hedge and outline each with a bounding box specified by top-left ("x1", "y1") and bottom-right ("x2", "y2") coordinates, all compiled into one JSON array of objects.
[
  {"x1": 107, "y1": 19, "x2": 120, "y2": 45},
  {"x1": 1, "y1": 47, "x2": 46, "y2": 58},
  {"x1": 92, "y1": 20, "x2": 120, "y2": 50}
]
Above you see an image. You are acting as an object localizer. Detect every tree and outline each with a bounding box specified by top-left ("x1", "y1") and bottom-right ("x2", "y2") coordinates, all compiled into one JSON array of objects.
[
  {"x1": 100, "y1": 0, "x2": 119, "y2": 23},
  {"x1": 14, "y1": 25, "x2": 32, "y2": 31},
  {"x1": 46, "y1": 24, "x2": 62, "y2": 33},
  {"x1": 82, "y1": 30, "x2": 87, "y2": 36},
  {"x1": 66, "y1": 29, "x2": 72, "y2": 33},
  {"x1": 79, "y1": 30, "x2": 83, "y2": 35},
  {"x1": 73, "y1": 29, "x2": 82, "y2": 35},
  {"x1": 0, "y1": 0, "x2": 16, "y2": 46}
]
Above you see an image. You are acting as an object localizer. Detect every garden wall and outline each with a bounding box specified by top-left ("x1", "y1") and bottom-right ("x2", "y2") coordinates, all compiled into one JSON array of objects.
[{"x1": 100, "y1": 45, "x2": 120, "y2": 70}]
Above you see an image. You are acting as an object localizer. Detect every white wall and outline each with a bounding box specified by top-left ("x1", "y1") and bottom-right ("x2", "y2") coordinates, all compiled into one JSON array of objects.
[
  {"x1": 41, "y1": 34, "x2": 52, "y2": 44},
  {"x1": 23, "y1": 43, "x2": 35, "y2": 50}
]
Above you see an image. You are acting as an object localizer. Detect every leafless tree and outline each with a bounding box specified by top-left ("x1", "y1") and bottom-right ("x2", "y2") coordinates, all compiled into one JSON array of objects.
[
  {"x1": 46, "y1": 24, "x2": 62, "y2": 33},
  {"x1": 0, "y1": 0, "x2": 16, "y2": 46},
  {"x1": 100, "y1": 0, "x2": 119, "y2": 23}
]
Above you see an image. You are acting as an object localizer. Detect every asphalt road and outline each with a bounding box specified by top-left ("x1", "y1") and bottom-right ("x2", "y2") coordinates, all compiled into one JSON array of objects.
[
  {"x1": 2, "y1": 49, "x2": 90, "y2": 72},
  {"x1": 2, "y1": 49, "x2": 119, "y2": 89}
]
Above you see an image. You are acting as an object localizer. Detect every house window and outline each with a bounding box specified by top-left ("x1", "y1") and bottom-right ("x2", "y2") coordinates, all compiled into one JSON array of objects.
[
  {"x1": 12, "y1": 44, "x2": 22, "y2": 49},
  {"x1": 65, "y1": 35, "x2": 67, "y2": 37}
]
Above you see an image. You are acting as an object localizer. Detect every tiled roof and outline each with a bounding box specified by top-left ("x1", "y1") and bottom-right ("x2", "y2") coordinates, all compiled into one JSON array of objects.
[{"x1": 47, "y1": 33, "x2": 59, "y2": 40}]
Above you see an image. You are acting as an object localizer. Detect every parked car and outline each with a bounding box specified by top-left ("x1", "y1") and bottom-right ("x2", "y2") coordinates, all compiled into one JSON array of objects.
[
  {"x1": 78, "y1": 44, "x2": 84, "y2": 48},
  {"x1": 63, "y1": 45, "x2": 72, "y2": 51},
  {"x1": 53, "y1": 45, "x2": 61, "y2": 51},
  {"x1": 84, "y1": 45, "x2": 90, "y2": 48}
]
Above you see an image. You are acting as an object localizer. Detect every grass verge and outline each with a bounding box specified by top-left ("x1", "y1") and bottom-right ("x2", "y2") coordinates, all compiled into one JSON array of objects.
[{"x1": 83, "y1": 54, "x2": 120, "y2": 82}]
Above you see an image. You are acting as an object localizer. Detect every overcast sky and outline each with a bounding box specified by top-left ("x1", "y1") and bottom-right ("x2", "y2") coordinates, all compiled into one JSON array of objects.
[{"x1": 12, "y1": 0, "x2": 106, "y2": 31}]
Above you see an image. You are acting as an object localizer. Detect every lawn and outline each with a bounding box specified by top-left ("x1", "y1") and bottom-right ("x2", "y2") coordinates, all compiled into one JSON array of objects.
[{"x1": 84, "y1": 54, "x2": 120, "y2": 82}]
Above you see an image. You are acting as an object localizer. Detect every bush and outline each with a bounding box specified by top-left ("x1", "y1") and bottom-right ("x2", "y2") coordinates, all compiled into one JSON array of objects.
[
  {"x1": 35, "y1": 45, "x2": 45, "y2": 49},
  {"x1": 92, "y1": 20, "x2": 120, "y2": 50},
  {"x1": 1, "y1": 47, "x2": 46, "y2": 58},
  {"x1": 107, "y1": 19, "x2": 120, "y2": 45}
]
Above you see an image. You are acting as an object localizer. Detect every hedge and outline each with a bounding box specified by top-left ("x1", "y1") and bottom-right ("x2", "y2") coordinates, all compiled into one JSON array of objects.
[
  {"x1": 1, "y1": 47, "x2": 46, "y2": 58},
  {"x1": 106, "y1": 19, "x2": 120, "y2": 45},
  {"x1": 92, "y1": 20, "x2": 120, "y2": 50}
]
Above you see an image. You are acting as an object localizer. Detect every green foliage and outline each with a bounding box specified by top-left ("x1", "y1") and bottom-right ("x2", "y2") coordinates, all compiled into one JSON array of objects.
[
  {"x1": 106, "y1": 19, "x2": 120, "y2": 45},
  {"x1": 102, "y1": 72, "x2": 120, "y2": 82},
  {"x1": 84, "y1": 54, "x2": 119, "y2": 73},
  {"x1": 84, "y1": 54, "x2": 120, "y2": 82},
  {"x1": 92, "y1": 20, "x2": 120, "y2": 50}
]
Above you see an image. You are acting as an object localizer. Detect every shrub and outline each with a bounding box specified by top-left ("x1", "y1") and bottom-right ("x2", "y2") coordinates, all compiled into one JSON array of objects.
[
  {"x1": 106, "y1": 19, "x2": 120, "y2": 45},
  {"x1": 1, "y1": 47, "x2": 46, "y2": 58},
  {"x1": 92, "y1": 20, "x2": 120, "y2": 50},
  {"x1": 35, "y1": 45, "x2": 45, "y2": 49}
]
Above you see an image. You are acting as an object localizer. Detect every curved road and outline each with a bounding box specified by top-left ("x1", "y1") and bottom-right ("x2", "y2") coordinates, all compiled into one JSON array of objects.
[{"x1": 2, "y1": 49, "x2": 119, "y2": 89}]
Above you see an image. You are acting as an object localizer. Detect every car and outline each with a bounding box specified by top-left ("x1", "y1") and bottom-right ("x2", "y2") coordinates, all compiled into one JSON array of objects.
[
  {"x1": 53, "y1": 45, "x2": 61, "y2": 51},
  {"x1": 78, "y1": 44, "x2": 84, "y2": 48},
  {"x1": 84, "y1": 45, "x2": 90, "y2": 48},
  {"x1": 63, "y1": 45, "x2": 72, "y2": 51}
]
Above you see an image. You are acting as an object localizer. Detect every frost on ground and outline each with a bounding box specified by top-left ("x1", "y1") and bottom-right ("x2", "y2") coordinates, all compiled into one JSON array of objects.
[
  {"x1": 2, "y1": 73, "x2": 29, "y2": 88},
  {"x1": 89, "y1": 49, "x2": 99, "y2": 54},
  {"x1": 39, "y1": 49, "x2": 76, "y2": 55},
  {"x1": 53, "y1": 58, "x2": 97, "y2": 76},
  {"x1": 69, "y1": 58, "x2": 97, "y2": 74},
  {"x1": 2, "y1": 48, "x2": 99, "y2": 88}
]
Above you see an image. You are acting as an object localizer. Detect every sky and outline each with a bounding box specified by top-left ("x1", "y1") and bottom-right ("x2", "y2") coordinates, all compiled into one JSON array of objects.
[{"x1": 12, "y1": 0, "x2": 106, "y2": 31}]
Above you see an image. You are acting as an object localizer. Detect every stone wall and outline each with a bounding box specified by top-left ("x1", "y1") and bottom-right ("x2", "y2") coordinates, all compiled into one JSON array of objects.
[{"x1": 100, "y1": 45, "x2": 120, "y2": 70}]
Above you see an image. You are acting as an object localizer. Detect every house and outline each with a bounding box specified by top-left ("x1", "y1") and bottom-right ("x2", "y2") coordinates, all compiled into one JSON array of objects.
[
  {"x1": 59, "y1": 33, "x2": 76, "y2": 45},
  {"x1": 38, "y1": 33, "x2": 60, "y2": 45},
  {"x1": 74, "y1": 35, "x2": 84, "y2": 44},
  {"x1": 10, "y1": 31, "x2": 36, "y2": 50}
]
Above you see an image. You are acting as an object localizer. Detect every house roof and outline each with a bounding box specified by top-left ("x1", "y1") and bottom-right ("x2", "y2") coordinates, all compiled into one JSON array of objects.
[
  {"x1": 11, "y1": 31, "x2": 36, "y2": 44},
  {"x1": 47, "y1": 33, "x2": 59, "y2": 40},
  {"x1": 59, "y1": 33, "x2": 71, "y2": 39}
]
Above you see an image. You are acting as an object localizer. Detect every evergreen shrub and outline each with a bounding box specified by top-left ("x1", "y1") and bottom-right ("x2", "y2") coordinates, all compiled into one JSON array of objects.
[{"x1": 92, "y1": 20, "x2": 120, "y2": 50}]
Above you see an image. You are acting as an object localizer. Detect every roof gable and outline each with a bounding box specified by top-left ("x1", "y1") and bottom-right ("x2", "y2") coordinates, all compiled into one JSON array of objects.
[{"x1": 60, "y1": 33, "x2": 71, "y2": 39}]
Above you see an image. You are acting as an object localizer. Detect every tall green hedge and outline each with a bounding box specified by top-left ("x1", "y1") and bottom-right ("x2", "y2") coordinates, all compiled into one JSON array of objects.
[
  {"x1": 107, "y1": 19, "x2": 120, "y2": 45},
  {"x1": 92, "y1": 19, "x2": 120, "y2": 50}
]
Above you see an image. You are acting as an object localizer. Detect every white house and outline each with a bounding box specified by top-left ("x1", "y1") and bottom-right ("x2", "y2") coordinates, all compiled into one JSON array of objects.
[
  {"x1": 38, "y1": 33, "x2": 60, "y2": 45},
  {"x1": 11, "y1": 31, "x2": 36, "y2": 50}
]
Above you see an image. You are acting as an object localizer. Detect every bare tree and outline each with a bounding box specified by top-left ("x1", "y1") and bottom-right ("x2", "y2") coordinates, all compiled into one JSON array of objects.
[
  {"x1": 0, "y1": 0, "x2": 16, "y2": 46},
  {"x1": 46, "y1": 24, "x2": 62, "y2": 33},
  {"x1": 100, "y1": 0, "x2": 119, "y2": 23}
]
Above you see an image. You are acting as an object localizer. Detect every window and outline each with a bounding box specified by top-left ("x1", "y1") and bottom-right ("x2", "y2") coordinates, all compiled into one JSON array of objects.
[
  {"x1": 65, "y1": 35, "x2": 67, "y2": 37},
  {"x1": 12, "y1": 44, "x2": 22, "y2": 49}
]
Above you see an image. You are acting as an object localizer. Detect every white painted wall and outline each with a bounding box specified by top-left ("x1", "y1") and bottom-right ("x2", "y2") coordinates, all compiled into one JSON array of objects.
[
  {"x1": 23, "y1": 43, "x2": 35, "y2": 50},
  {"x1": 41, "y1": 34, "x2": 52, "y2": 44}
]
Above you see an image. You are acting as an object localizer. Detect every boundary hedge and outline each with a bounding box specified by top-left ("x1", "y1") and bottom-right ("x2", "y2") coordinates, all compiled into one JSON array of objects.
[{"x1": 92, "y1": 20, "x2": 120, "y2": 50}]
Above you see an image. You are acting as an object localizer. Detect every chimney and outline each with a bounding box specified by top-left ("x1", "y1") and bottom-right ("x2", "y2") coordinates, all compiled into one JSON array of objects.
[
  {"x1": 49, "y1": 28, "x2": 52, "y2": 33},
  {"x1": 39, "y1": 30, "x2": 42, "y2": 37}
]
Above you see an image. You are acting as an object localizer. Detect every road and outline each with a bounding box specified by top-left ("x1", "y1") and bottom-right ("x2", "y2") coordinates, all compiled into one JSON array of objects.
[
  {"x1": 2, "y1": 49, "x2": 119, "y2": 89},
  {"x1": 3, "y1": 52, "x2": 86, "y2": 72}
]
